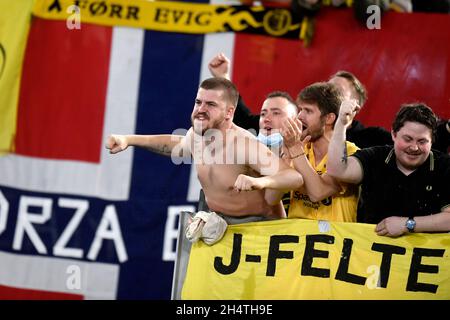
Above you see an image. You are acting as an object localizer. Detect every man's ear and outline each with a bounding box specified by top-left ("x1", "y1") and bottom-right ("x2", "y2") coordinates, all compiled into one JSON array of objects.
[
  {"x1": 326, "y1": 113, "x2": 336, "y2": 126},
  {"x1": 226, "y1": 106, "x2": 235, "y2": 120},
  {"x1": 391, "y1": 130, "x2": 396, "y2": 141}
]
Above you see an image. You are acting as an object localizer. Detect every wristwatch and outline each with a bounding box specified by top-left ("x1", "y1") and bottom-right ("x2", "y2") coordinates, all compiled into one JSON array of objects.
[{"x1": 405, "y1": 217, "x2": 416, "y2": 232}]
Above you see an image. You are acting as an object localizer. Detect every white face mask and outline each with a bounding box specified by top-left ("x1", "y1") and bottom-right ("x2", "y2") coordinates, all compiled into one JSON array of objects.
[{"x1": 257, "y1": 132, "x2": 283, "y2": 148}]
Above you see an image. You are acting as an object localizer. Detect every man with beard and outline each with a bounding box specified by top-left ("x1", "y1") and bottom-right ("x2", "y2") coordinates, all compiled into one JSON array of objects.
[
  {"x1": 282, "y1": 82, "x2": 360, "y2": 222},
  {"x1": 327, "y1": 102, "x2": 450, "y2": 237},
  {"x1": 106, "y1": 77, "x2": 303, "y2": 223}
]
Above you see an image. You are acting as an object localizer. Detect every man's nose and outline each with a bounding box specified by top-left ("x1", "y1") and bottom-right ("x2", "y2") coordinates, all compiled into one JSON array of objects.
[
  {"x1": 197, "y1": 103, "x2": 207, "y2": 112},
  {"x1": 263, "y1": 115, "x2": 271, "y2": 123},
  {"x1": 409, "y1": 143, "x2": 419, "y2": 151}
]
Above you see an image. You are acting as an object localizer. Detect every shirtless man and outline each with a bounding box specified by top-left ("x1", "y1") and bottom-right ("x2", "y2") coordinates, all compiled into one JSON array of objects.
[{"x1": 106, "y1": 77, "x2": 303, "y2": 220}]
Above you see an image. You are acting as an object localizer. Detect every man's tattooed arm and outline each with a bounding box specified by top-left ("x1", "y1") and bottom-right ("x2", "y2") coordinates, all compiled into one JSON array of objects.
[
  {"x1": 144, "y1": 143, "x2": 184, "y2": 157},
  {"x1": 341, "y1": 143, "x2": 348, "y2": 164}
]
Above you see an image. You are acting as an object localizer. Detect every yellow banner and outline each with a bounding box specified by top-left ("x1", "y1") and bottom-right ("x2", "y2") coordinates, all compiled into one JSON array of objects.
[
  {"x1": 32, "y1": 0, "x2": 302, "y2": 38},
  {"x1": 182, "y1": 219, "x2": 450, "y2": 299},
  {"x1": 0, "y1": 0, "x2": 34, "y2": 154}
]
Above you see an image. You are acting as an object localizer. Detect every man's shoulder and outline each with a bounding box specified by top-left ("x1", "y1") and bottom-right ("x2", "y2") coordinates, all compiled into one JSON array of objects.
[
  {"x1": 354, "y1": 145, "x2": 392, "y2": 155},
  {"x1": 352, "y1": 145, "x2": 393, "y2": 164},
  {"x1": 231, "y1": 126, "x2": 261, "y2": 148},
  {"x1": 431, "y1": 149, "x2": 450, "y2": 170},
  {"x1": 432, "y1": 148, "x2": 450, "y2": 159},
  {"x1": 232, "y1": 124, "x2": 258, "y2": 139}
]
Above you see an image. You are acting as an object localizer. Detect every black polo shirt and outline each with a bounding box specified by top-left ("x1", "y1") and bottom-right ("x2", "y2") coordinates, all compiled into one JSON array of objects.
[{"x1": 352, "y1": 146, "x2": 450, "y2": 224}]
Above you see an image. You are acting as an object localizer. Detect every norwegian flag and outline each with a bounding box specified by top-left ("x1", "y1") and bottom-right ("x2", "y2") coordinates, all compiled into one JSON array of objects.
[
  {"x1": 0, "y1": 18, "x2": 209, "y2": 300},
  {"x1": 0, "y1": 6, "x2": 449, "y2": 300}
]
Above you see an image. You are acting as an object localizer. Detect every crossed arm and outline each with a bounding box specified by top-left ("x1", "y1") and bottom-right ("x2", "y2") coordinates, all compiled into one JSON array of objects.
[
  {"x1": 233, "y1": 136, "x2": 304, "y2": 205},
  {"x1": 282, "y1": 117, "x2": 349, "y2": 202}
]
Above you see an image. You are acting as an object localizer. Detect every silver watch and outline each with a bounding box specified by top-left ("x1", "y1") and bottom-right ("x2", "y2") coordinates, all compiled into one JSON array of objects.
[{"x1": 405, "y1": 217, "x2": 416, "y2": 232}]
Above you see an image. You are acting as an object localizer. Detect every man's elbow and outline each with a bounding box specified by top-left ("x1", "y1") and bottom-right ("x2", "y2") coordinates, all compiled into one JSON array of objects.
[
  {"x1": 284, "y1": 170, "x2": 303, "y2": 191},
  {"x1": 308, "y1": 187, "x2": 339, "y2": 202},
  {"x1": 326, "y1": 166, "x2": 342, "y2": 179},
  {"x1": 308, "y1": 191, "x2": 329, "y2": 203},
  {"x1": 293, "y1": 172, "x2": 304, "y2": 190}
]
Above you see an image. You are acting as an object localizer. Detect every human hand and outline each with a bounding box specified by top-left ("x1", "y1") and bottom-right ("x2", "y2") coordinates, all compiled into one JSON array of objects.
[
  {"x1": 208, "y1": 53, "x2": 231, "y2": 79},
  {"x1": 338, "y1": 99, "x2": 360, "y2": 128},
  {"x1": 281, "y1": 118, "x2": 311, "y2": 156},
  {"x1": 105, "y1": 134, "x2": 129, "y2": 154},
  {"x1": 233, "y1": 174, "x2": 266, "y2": 192},
  {"x1": 375, "y1": 216, "x2": 408, "y2": 237}
]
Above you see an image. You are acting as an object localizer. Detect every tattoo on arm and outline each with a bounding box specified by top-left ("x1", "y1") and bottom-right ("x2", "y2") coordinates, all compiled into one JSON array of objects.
[
  {"x1": 147, "y1": 144, "x2": 176, "y2": 157},
  {"x1": 341, "y1": 143, "x2": 348, "y2": 164}
]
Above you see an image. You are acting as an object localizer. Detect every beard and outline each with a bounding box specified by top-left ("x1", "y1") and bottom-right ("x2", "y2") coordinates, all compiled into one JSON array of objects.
[
  {"x1": 192, "y1": 119, "x2": 206, "y2": 135},
  {"x1": 306, "y1": 126, "x2": 325, "y2": 142},
  {"x1": 191, "y1": 113, "x2": 225, "y2": 136},
  {"x1": 301, "y1": 117, "x2": 326, "y2": 142}
]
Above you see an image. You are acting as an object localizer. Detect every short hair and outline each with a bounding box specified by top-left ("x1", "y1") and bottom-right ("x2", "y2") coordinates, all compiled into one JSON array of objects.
[
  {"x1": 199, "y1": 77, "x2": 239, "y2": 108},
  {"x1": 297, "y1": 82, "x2": 342, "y2": 122},
  {"x1": 392, "y1": 103, "x2": 437, "y2": 141},
  {"x1": 332, "y1": 70, "x2": 367, "y2": 106},
  {"x1": 266, "y1": 91, "x2": 299, "y2": 113}
]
